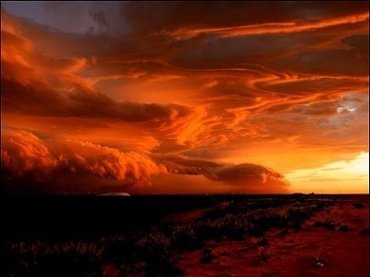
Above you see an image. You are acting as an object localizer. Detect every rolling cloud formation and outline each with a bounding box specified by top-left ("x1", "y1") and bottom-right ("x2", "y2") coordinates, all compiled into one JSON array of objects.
[{"x1": 1, "y1": 2, "x2": 368, "y2": 193}]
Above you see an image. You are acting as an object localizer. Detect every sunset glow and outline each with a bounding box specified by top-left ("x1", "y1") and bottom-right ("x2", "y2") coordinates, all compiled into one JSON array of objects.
[
  {"x1": 286, "y1": 152, "x2": 369, "y2": 193},
  {"x1": 1, "y1": 2, "x2": 368, "y2": 194}
]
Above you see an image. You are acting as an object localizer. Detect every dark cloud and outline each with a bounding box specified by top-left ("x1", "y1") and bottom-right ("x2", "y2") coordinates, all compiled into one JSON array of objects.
[
  {"x1": 89, "y1": 10, "x2": 108, "y2": 29},
  {"x1": 1, "y1": 76, "x2": 191, "y2": 123},
  {"x1": 121, "y1": 2, "x2": 369, "y2": 34},
  {"x1": 157, "y1": 155, "x2": 225, "y2": 177},
  {"x1": 3, "y1": 2, "x2": 127, "y2": 36},
  {"x1": 212, "y1": 163, "x2": 290, "y2": 193},
  {"x1": 1, "y1": 130, "x2": 290, "y2": 194},
  {"x1": 274, "y1": 48, "x2": 369, "y2": 77},
  {"x1": 1, "y1": 2, "x2": 368, "y2": 193},
  {"x1": 215, "y1": 163, "x2": 283, "y2": 179},
  {"x1": 341, "y1": 35, "x2": 369, "y2": 54},
  {"x1": 154, "y1": 156, "x2": 290, "y2": 193},
  {"x1": 1, "y1": 18, "x2": 192, "y2": 123}
]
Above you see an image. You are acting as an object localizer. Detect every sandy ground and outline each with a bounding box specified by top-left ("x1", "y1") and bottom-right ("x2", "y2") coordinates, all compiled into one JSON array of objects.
[{"x1": 176, "y1": 199, "x2": 369, "y2": 277}]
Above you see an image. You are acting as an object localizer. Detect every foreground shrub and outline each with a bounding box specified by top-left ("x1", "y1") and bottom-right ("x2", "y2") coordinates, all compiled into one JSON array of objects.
[{"x1": 3, "y1": 197, "x2": 334, "y2": 277}]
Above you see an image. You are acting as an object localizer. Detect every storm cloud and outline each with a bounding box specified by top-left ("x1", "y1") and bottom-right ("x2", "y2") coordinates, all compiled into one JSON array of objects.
[{"x1": 1, "y1": 2, "x2": 368, "y2": 193}]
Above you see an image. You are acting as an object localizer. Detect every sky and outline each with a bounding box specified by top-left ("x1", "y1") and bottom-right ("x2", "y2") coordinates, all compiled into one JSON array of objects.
[{"x1": 1, "y1": 1, "x2": 369, "y2": 194}]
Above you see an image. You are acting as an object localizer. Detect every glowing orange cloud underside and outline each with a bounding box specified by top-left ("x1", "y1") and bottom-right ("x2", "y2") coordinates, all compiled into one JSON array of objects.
[{"x1": 1, "y1": 2, "x2": 368, "y2": 193}]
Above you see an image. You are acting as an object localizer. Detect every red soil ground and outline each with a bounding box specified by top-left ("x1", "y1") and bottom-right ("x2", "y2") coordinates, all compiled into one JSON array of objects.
[{"x1": 176, "y1": 199, "x2": 369, "y2": 277}]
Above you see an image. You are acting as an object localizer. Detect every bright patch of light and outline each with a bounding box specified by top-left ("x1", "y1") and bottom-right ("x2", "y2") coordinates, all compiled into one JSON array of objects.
[
  {"x1": 327, "y1": 152, "x2": 368, "y2": 175},
  {"x1": 287, "y1": 152, "x2": 368, "y2": 178},
  {"x1": 337, "y1": 104, "x2": 356, "y2": 113},
  {"x1": 286, "y1": 152, "x2": 369, "y2": 193}
]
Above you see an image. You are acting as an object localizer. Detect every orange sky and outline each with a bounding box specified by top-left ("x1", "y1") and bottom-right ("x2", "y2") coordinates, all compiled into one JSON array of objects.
[{"x1": 1, "y1": 2, "x2": 369, "y2": 194}]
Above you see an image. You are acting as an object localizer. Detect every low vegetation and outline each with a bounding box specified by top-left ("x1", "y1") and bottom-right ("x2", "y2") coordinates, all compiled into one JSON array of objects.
[{"x1": 2, "y1": 196, "x2": 335, "y2": 277}]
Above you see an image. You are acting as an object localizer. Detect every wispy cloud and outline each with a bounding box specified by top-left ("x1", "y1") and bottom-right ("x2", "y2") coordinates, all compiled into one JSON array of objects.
[{"x1": 1, "y1": 2, "x2": 368, "y2": 193}]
